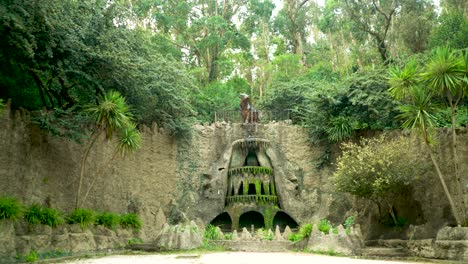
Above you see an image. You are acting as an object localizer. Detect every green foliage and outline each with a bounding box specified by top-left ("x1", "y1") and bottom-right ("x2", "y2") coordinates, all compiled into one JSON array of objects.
[
  {"x1": 0, "y1": 99, "x2": 5, "y2": 114},
  {"x1": 95, "y1": 212, "x2": 120, "y2": 230},
  {"x1": 24, "y1": 204, "x2": 63, "y2": 227},
  {"x1": 192, "y1": 81, "x2": 240, "y2": 123},
  {"x1": 67, "y1": 208, "x2": 95, "y2": 229},
  {"x1": 288, "y1": 233, "x2": 303, "y2": 242},
  {"x1": 260, "y1": 229, "x2": 274, "y2": 241},
  {"x1": 343, "y1": 216, "x2": 356, "y2": 234},
  {"x1": 204, "y1": 224, "x2": 221, "y2": 240},
  {"x1": 119, "y1": 213, "x2": 142, "y2": 230},
  {"x1": 39, "y1": 207, "x2": 64, "y2": 228},
  {"x1": 223, "y1": 233, "x2": 233, "y2": 240},
  {"x1": 0, "y1": 197, "x2": 22, "y2": 221},
  {"x1": 333, "y1": 135, "x2": 427, "y2": 200},
  {"x1": 23, "y1": 204, "x2": 44, "y2": 226},
  {"x1": 25, "y1": 250, "x2": 38, "y2": 263},
  {"x1": 298, "y1": 223, "x2": 313, "y2": 238},
  {"x1": 288, "y1": 223, "x2": 313, "y2": 242},
  {"x1": 429, "y1": 11, "x2": 468, "y2": 49},
  {"x1": 31, "y1": 107, "x2": 90, "y2": 143},
  {"x1": 128, "y1": 238, "x2": 144, "y2": 245},
  {"x1": 318, "y1": 219, "x2": 332, "y2": 234}
]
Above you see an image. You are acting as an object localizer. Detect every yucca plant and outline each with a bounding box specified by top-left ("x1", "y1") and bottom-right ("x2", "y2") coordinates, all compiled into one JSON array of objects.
[
  {"x1": 76, "y1": 91, "x2": 141, "y2": 208},
  {"x1": 389, "y1": 58, "x2": 463, "y2": 226}
]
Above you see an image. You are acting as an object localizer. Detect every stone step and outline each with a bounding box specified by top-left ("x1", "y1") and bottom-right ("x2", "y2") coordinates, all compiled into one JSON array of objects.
[
  {"x1": 212, "y1": 240, "x2": 294, "y2": 252},
  {"x1": 361, "y1": 247, "x2": 410, "y2": 258}
]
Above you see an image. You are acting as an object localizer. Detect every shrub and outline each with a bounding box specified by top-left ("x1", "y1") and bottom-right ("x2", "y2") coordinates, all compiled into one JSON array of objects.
[
  {"x1": 119, "y1": 213, "x2": 142, "y2": 230},
  {"x1": 127, "y1": 238, "x2": 144, "y2": 245},
  {"x1": 25, "y1": 250, "x2": 38, "y2": 263},
  {"x1": 24, "y1": 204, "x2": 44, "y2": 226},
  {"x1": 67, "y1": 208, "x2": 95, "y2": 229},
  {"x1": 260, "y1": 229, "x2": 274, "y2": 241},
  {"x1": 0, "y1": 197, "x2": 22, "y2": 221},
  {"x1": 298, "y1": 223, "x2": 313, "y2": 238},
  {"x1": 344, "y1": 216, "x2": 355, "y2": 234},
  {"x1": 318, "y1": 219, "x2": 332, "y2": 234},
  {"x1": 25, "y1": 204, "x2": 64, "y2": 227},
  {"x1": 224, "y1": 233, "x2": 233, "y2": 240},
  {"x1": 204, "y1": 224, "x2": 221, "y2": 240},
  {"x1": 288, "y1": 233, "x2": 302, "y2": 242},
  {"x1": 40, "y1": 207, "x2": 63, "y2": 227},
  {"x1": 95, "y1": 212, "x2": 120, "y2": 230}
]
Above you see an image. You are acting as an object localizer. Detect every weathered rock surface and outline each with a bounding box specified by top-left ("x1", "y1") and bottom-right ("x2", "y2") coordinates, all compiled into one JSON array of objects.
[{"x1": 154, "y1": 221, "x2": 203, "y2": 251}]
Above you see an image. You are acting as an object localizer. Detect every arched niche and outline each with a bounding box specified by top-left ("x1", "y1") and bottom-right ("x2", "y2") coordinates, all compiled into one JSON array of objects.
[
  {"x1": 209, "y1": 212, "x2": 232, "y2": 232},
  {"x1": 239, "y1": 211, "x2": 264, "y2": 230},
  {"x1": 273, "y1": 211, "x2": 299, "y2": 231}
]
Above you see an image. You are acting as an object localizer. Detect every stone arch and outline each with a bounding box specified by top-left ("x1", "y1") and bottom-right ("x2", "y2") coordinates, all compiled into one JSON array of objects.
[
  {"x1": 239, "y1": 211, "x2": 264, "y2": 230},
  {"x1": 273, "y1": 211, "x2": 298, "y2": 231},
  {"x1": 209, "y1": 212, "x2": 232, "y2": 232}
]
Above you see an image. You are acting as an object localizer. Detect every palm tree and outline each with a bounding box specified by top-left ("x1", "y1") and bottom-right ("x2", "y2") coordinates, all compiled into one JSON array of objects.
[
  {"x1": 420, "y1": 47, "x2": 466, "y2": 221},
  {"x1": 81, "y1": 122, "x2": 142, "y2": 206},
  {"x1": 388, "y1": 62, "x2": 463, "y2": 226},
  {"x1": 75, "y1": 91, "x2": 135, "y2": 208}
]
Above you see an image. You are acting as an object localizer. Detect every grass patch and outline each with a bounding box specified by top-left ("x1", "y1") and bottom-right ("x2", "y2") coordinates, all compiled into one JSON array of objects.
[
  {"x1": 96, "y1": 212, "x2": 120, "y2": 230},
  {"x1": 67, "y1": 208, "x2": 95, "y2": 229},
  {"x1": 0, "y1": 196, "x2": 22, "y2": 221},
  {"x1": 119, "y1": 213, "x2": 142, "y2": 230}
]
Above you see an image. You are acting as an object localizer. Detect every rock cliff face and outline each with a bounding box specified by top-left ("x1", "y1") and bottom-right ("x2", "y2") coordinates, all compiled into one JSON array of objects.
[{"x1": 1, "y1": 107, "x2": 467, "y2": 244}]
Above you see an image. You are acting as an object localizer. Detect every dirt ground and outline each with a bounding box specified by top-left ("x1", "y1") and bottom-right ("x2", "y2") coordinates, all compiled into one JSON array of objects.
[{"x1": 64, "y1": 252, "x2": 436, "y2": 264}]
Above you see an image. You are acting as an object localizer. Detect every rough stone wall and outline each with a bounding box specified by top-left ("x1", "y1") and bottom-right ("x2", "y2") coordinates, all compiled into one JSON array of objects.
[
  {"x1": 1, "y1": 106, "x2": 467, "y2": 245},
  {"x1": 0, "y1": 108, "x2": 178, "y2": 241}
]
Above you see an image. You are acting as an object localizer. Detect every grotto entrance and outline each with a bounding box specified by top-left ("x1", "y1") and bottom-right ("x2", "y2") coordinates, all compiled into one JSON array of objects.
[
  {"x1": 209, "y1": 212, "x2": 232, "y2": 233},
  {"x1": 239, "y1": 211, "x2": 264, "y2": 230},
  {"x1": 273, "y1": 212, "x2": 299, "y2": 232}
]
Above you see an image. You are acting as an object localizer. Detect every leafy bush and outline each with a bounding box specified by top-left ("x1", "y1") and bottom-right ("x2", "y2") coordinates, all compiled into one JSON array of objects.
[
  {"x1": 204, "y1": 224, "x2": 221, "y2": 240},
  {"x1": 0, "y1": 197, "x2": 22, "y2": 221},
  {"x1": 260, "y1": 229, "x2": 274, "y2": 241},
  {"x1": 24, "y1": 204, "x2": 64, "y2": 227},
  {"x1": 24, "y1": 204, "x2": 44, "y2": 226},
  {"x1": 25, "y1": 250, "x2": 38, "y2": 263},
  {"x1": 95, "y1": 212, "x2": 120, "y2": 230},
  {"x1": 288, "y1": 223, "x2": 313, "y2": 242},
  {"x1": 67, "y1": 208, "x2": 95, "y2": 229},
  {"x1": 288, "y1": 233, "x2": 303, "y2": 242},
  {"x1": 344, "y1": 216, "x2": 355, "y2": 234},
  {"x1": 119, "y1": 213, "x2": 142, "y2": 230},
  {"x1": 224, "y1": 233, "x2": 233, "y2": 240},
  {"x1": 298, "y1": 223, "x2": 313, "y2": 238},
  {"x1": 127, "y1": 238, "x2": 144, "y2": 245},
  {"x1": 40, "y1": 207, "x2": 64, "y2": 227},
  {"x1": 318, "y1": 219, "x2": 332, "y2": 234}
]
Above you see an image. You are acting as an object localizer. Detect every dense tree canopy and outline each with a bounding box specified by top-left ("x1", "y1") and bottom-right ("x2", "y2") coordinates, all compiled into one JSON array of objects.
[{"x1": 0, "y1": 0, "x2": 466, "y2": 141}]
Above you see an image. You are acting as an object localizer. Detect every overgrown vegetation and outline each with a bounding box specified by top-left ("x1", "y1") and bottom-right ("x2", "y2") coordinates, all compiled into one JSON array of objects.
[
  {"x1": 24, "y1": 204, "x2": 63, "y2": 228},
  {"x1": 0, "y1": 196, "x2": 22, "y2": 221},
  {"x1": 119, "y1": 213, "x2": 143, "y2": 231},
  {"x1": 0, "y1": 196, "x2": 143, "y2": 232},
  {"x1": 67, "y1": 208, "x2": 96, "y2": 229},
  {"x1": 333, "y1": 135, "x2": 428, "y2": 227}
]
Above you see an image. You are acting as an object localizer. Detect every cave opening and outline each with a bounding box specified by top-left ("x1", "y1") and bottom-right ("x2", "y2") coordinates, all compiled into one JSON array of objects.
[
  {"x1": 273, "y1": 211, "x2": 299, "y2": 231},
  {"x1": 209, "y1": 212, "x2": 232, "y2": 232},
  {"x1": 239, "y1": 211, "x2": 264, "y2": 230}
]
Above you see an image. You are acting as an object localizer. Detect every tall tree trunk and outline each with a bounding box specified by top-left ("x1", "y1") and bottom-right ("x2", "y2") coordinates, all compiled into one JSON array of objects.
[
  {"x1": 81, "y1": 148, "x2": 120, "y2": 206},
  {"x1": 75, "y1": 131, "x2": 101, "y2": 208},
  {"x1": 30, "y1": 70, "x2": 49, "y2": 109},
  {"x1": 424, "y1": 133, "x2": 462, "y2": 225},
  {"x1": 448, "y1": 94, "x2": 466, "y2": 220}
]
